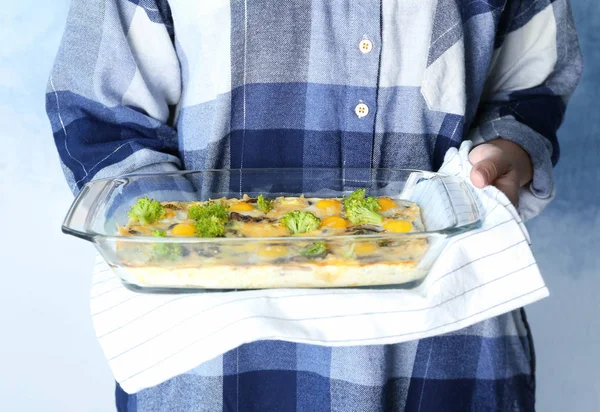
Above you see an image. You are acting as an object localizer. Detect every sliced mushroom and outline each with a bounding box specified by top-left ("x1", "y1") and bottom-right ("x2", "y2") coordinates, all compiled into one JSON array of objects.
[
  {"x1": 195, "y1": 246, "x2": 221, "y2": 258},
  {"x1": 164, "y1": 203, "x2": 184, "y2": 210},
  {"x1": 291, "y1": 251, "x2": 329, "y2": 261},
  {"x1": 229, "y1": 212, "x2": 276, "y2": 223},
  {"x1": 348, "y1": 225, "x2": 384, "y2": 235},
  {"x1": 229, "y1": 212, "x2": 254, "y2": 222},
  {"x1": 356, "y1": 254, "x2": 382, "y2": 263},
  {"x1": 224, "y1": 229, "x2": 244, "y2": 238}
]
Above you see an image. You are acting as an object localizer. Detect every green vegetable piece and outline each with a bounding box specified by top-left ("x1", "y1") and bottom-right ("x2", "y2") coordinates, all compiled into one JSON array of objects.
[
  {"x1": 341, "y1": 244, "x2": 356, "y2": 260},
  {"x1": 150, "y1": 229, "x2": 181, "y2": 260},
  {"x1": 256, "y1": 194, "x2": 274, "y2": 213},
  {"x1": 280, "y1": 210, "x2": 321, "y2": 235},
  {"x1": 187, "y1": 202, "x2": 229, "y2": 223},
  {"x1": 127, "y1": 197, "x2": 165, "y2": 225},
  {"x1": 299, "y1": 241, "x2": 328, "y2": 257},
  {"x1": 362, "y1": 196, "x2": 381, "y2": 212},
  {"x1": 187, "y1": 202, "x2": 229, "y2": 238},
  {"x1": 342, "y1": 188, "x2": 367, "y2": 208},
  {"x1": 345, "y1": 205, "x2": 383, "y2": 225},
  {"x1": 152, "y1": 242, "x2": 184, "y2": 261},
  {"x1": 343, "y1": 188, "x2": 383, "y2": 225},
  {"x1": 342, "y1": 188, "x2": 380, "y2": 211},
  {"x1": 195, "y1": 215, "x2": 226, "y2": 238}
]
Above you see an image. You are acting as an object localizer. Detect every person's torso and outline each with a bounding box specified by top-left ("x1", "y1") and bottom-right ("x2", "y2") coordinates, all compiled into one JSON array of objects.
[
  {"x1": 119, "y1": 310, "x2": 535, "y2": 411},
  {"x1": 164, "y1": 0, "x2": 506, "y2": 172},
  {"x1": 114, "y1": 4, "x2": 535, "y2": 411}
]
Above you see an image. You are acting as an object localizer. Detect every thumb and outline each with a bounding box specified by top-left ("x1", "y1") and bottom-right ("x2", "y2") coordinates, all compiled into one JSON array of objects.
[{"x1": 469, "y1": 145, "x2": 512, "y2": 188}]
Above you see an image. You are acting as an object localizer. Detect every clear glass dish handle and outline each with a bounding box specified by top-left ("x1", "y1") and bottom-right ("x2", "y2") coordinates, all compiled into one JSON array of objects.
[
  {"x1": 404, "y1": 173, "x2": 481, "y2": 235},
  {"x1": 62, "y1": 179, "x2": 111, "y2": 242}
]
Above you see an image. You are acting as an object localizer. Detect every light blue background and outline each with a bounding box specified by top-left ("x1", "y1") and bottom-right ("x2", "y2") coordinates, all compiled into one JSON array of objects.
[{"x1": 0, "y1": 1, "x2": 598, "y2": 411}]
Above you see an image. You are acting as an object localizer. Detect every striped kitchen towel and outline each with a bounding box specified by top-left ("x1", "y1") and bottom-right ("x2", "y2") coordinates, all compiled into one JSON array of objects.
[{"x1": 89, "y1": 141, "x2": 548, "y2": 394}]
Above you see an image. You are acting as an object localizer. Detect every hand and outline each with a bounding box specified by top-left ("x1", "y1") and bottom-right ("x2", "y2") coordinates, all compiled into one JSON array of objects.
[{"x1": 468, "y1": 139, "x2": 534, "y2": 206}]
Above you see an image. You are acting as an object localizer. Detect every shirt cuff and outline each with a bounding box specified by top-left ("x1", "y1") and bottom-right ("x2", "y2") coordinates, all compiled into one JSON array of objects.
[{"x1": 468, "y1": 117, "x2": 555, "y2": 221}]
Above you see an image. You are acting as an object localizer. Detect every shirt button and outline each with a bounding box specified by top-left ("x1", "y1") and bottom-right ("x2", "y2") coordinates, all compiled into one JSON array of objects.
[
  {"x1": 355, "y1": 102, "x2": 369, "y2": 118},
  {"x1": 359, "y1": 38, "x2": 373, "y2": 54}
]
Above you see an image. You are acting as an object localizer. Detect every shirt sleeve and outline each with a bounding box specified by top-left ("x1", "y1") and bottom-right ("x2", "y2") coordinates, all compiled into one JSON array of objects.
[
  {"x1": 468, "y1": 0, "x2": 583, "y2": 221},
  {"x1": 46, "y1": 0, "x2": 182, "y2": 194}
]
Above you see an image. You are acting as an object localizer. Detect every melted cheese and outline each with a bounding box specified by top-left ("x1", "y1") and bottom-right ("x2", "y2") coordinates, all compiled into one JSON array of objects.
[
  {"x1": 236, "y1": 222, "x2": 290, "y2": 238},
  {"x1": 268, "y1": 197, "x2": 309, "y2": 218}
]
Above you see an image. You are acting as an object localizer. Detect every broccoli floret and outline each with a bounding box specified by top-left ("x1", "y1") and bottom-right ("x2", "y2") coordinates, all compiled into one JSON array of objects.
[
  {"x1": 195, "y1": 215, "x2": 226, "y2": 238},
  {"x1": 280, "y1": 211, "x2": 321, "y2": 234},
  {"x1": 342, "y1": 188, "x2": 380, "y2": 211},
  {"x1": 149, "y1": 229, "x2": 183, "y2": 259},
  {"x1": 152, "y1": 242, "x2": 184, "y2": 261},
  {"x1": 345, "y1": 204, "x2": 383, "y2": 225},
  {"x1": 343, "y1": 189, "x2": 383, "y2": 225},
  {"x1": 127, "y1": 197, "x2": 165, "y2": 224},
  {"x1": 256, "y1": 194, "x2": 274, "y2": 213},
  {"x1": 341, "y1": 244, "x2": 356, "y2": 260},
  {"x1": 187, "y1": 202, "x2": 229, "y2": 238},
  {"x1": 343, "y1": 188, "x2": 367, "y2": 207},
  {"x1": 299, "y1": 241, "x2": 328, "y2": 257},
  {"x1": 362, "y1": 196, "x2": 380, "y2": 211},
  {"x1": 187, "y1": 202, "x2": 229, "y2": 222}
]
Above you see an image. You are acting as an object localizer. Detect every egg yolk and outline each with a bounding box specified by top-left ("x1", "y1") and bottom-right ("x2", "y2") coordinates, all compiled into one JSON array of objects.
[
  {"x1": 257, "y1": 246, "x2": 289, "y2": 259},
  {"x1": 378, "y1": 197, "x2": 398, "y2": 211},
  {"x1": 383, "y1": 219, "x2": 413, "y2": 233},
  {"x1": 321, "y1": 216, "x2": 349, "y2": 229},
  {"x1": 171, "y1": 223, "x2": 196, "y2": 236},
  {"x1": 230, "y1": 202, "x2": 254, "y2": 212},
  {"x1": 353, "y1": 243, "x2": 378, "y2": 256},
  {"x1": 315, "y1": 199, "x2": 342, "y2": 213}
]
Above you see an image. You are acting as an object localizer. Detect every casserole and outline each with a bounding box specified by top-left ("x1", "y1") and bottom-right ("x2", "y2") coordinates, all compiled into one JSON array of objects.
[{"x1": 62, "y1": 168, "x2": 481, "y2": 292}]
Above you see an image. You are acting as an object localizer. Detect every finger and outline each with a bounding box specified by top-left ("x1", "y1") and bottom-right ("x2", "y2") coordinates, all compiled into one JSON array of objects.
[
  {"x1": 469, "y1": 146, "x2": 512, "y2": 188},
  {"x1": 492, "y1": 173, "x2": 520, "y2": 206}
]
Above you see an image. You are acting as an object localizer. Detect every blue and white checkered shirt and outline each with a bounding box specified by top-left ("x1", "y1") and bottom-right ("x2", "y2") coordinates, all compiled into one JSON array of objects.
[{"x1": 47, "y1": 0, "x2": 581, "y2": 410}]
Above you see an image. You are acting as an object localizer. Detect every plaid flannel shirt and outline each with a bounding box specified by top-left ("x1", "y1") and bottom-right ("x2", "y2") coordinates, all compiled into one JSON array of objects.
[{"x1": 47, "y1": 0, "x2": 581, "y2": 410}]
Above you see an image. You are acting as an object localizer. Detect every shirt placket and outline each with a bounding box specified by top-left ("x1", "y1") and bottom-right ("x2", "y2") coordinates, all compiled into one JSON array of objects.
[{"x1": 343, "y1": 0, "x2": 382, "y2": 173}]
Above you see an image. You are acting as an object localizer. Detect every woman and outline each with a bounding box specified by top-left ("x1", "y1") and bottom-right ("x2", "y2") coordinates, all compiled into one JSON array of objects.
[{"x1": 47, "y1": 0, "x2": 582, "y2": 410}]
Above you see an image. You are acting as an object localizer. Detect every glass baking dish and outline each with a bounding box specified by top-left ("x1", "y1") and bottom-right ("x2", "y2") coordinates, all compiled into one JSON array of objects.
[{"x1": 62, "y1": 168, "x2": 481, "y2": 292}]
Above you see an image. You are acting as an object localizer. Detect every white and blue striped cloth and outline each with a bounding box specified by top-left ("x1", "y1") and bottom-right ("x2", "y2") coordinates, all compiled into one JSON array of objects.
[{"x1": 89, "y1": 142, "x2": 548, "y2": 394}]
